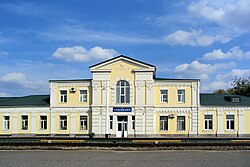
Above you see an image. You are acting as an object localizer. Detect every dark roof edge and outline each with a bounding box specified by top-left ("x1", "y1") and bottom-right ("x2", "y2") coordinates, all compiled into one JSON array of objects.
[
  {"x1": 155, "y1": 77, "x2": 200, "y2": 81},
  {"x1": 49, "y1": 79, "x2": 92, "y2": 82},
  {"x1": 89, "y1": 55, "x2": 156, "y2": 68}
]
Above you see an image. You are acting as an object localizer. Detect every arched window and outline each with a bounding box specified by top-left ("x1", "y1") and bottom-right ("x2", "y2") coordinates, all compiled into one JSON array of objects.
[{"x1": 116, "y1": 80, "x2": 130, "y2": 103}]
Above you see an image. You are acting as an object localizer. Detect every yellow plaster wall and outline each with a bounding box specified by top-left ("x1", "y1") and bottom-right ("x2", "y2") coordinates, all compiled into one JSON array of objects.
[
  {"x1": 55, "y1": 86, "x2": 92, "y2": 107},
  {"x1": 222, "y1": 110, "x2": 238, "y2": 134},
  {"x1": 17, "y1": 113, "x2": 32, "y2": 134},
  {"x1": 0, "y1": 113, "x2": 12, "y2": 134},
  {"x1": 155, "y1": 112, "x2": 190, "y2": 134},
  {"x1": 244, "y1": 111, "x2": 250, "y2": 134},
  {"x1": 54, "y1": 113, "x2": 71, "y2": 134},
  {"x1": 199, "y1": 110, "x2": 217, "y2": 134},
  {"x1": 154, "y1": 86, "x2": 192, "y2": 107},
  {"x1": 75, "y1": 113, "x2": 89, "y2": 134}
]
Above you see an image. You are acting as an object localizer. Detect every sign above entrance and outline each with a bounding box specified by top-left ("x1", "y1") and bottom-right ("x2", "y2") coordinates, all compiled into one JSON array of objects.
[{"x1": 113, "y1": 107, "x2": 132, "y2": 112}]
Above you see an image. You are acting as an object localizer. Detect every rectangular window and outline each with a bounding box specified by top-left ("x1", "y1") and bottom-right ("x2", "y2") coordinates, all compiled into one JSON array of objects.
[
  {"x1": 177, "y1": 116, "x2": 185, "y2": 131},
  {"x1": 80, "y1": 116, "x2": 87, "y2": 130},
  {"x1": 226, "y1": 115, "x2": 234, "y2": 130},
  {"x1": 3, "y1": 116, "x2": 10, "y2": 130},
  {"x1": 80, "y1": 90, "x2": 87, "y2": 102},
  {"x1": 60, "y1": 116, "x2": 67, "y2": 130},
  {"x1": 204, "y1": 115, "x2": 213, "y2": 130},
  {"x1": 60, "y1": 90, "x2": 67, "y2": 103},
  {"x1": 40, "y1": 116, "x2": 47, "y2": 130},
  {"x1": 177, "y1": 90, "x2": 185, "y2": 103},
  {"x1": 21, "y1": 115, "x2": 28, "y2": 130},
  {"x1": 160, "y1": 116, "x2": 168, "y2": 131},
  {"x1": 132, "y1": 116, "x2": 135, "y2": 130},
  {"x1": 110, "y1": 116, "x2": 113, "y2": 130},
  {"x1": 160, "y1": 90, "x2": 168, "y2": 103}
]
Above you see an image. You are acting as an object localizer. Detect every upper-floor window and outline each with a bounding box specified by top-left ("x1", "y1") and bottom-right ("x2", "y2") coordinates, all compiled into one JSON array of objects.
[
  {"x1": 116, "y1": 80, "x2": 130, "y2": 103},
  {"x1": 60, "y1": 90, "x2": 67, "y2": 103},
  {"x1": 177, "y1": 90, "x2": 185, "y2": 103},
  {"x1": 80, "y1": 90, "x2": 87, "y2": 102},
  {"x1": 160, "y1": 90, "x2": 168, "y2": 103},
  {"x1": 21, "y1": 115, "x2": 28, "y2": 130},
  {"x1": 3, "y1": 116, "x2": 10, "y2": 130},
  {"x1": 226, "y1": 115, "x2": 234, "y2": 130}
]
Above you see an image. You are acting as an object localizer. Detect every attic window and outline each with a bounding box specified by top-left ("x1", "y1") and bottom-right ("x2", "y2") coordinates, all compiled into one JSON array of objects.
[{"x1": 232, "y1": 98, "x2": 240, "y2": 103}]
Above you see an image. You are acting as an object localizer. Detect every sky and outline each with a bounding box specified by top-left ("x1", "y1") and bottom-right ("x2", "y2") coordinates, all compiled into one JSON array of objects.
[{"x1": 1, "y1": 0, "x2": 250, "y2": 97}]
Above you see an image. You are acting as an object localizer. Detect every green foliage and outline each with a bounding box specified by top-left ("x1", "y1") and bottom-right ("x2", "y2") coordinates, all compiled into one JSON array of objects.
[{"x1": 213, "y1": 77, "x2": 250, "y2": 96}]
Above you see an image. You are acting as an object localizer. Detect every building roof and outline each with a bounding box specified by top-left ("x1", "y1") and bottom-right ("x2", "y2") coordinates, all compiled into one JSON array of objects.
[
  {"x1": 0, "y1": 95, "x2": 50, "y2": 108},
  {"x1": 49, "y1": 79, "x2": 91, "y2": 83},
  {"x1": 89, "y1": 55, "x2": 156, "y2": 69},
  {"x1": 155, "y1": 77, "x2": 200, "y2": 81},
  {"x1": 200, "y1": 93, "x2": 250, "y2": 107}
]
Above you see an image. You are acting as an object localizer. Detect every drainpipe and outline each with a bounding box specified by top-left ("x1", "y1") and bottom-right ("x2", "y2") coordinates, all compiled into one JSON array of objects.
[
  {"x1": 50, "y1": 81, "x2": 52, "y2": 136},
  {"x1": 105, "y1": 80, "x2": 109, "y2": 138}
]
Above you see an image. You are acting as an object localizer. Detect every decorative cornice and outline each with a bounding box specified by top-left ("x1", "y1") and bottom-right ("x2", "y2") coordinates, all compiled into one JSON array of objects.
[{"x1": 200, "y1": 107, "x2": 250, "y2": 111}]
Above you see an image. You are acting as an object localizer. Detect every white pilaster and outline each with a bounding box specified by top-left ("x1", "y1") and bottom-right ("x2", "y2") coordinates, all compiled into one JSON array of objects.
[
  {"x1": 238, "y1": 109, "x2": 244, "y2": 135},
  {"x1": 12, "y1": 112, "x2": 18, "y2": 134},
  {"x1": 217, "y1": 109, "x2": 223, "y2": 134},
  {"x1": 70, "y1": 112, "x2": 76, "y2": 135},
  {"x1": 51, "y1": 110, "x2": 56, "y2": 135},
  {"x1": 31, "y1": 112, "x2": 36, "y2": 134},
  {"x1": 146, "y1": 81, "x2": 154, "y2": 106}
]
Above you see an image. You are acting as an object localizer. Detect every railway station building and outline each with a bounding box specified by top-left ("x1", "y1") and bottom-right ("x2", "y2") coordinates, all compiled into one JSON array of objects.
[{"x1": 0, "y1": 55, "x2": 250, "y2": 137}]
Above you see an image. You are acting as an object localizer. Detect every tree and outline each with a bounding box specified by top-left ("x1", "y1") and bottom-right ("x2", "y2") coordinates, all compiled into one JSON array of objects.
[{"x1": 213, "y1": 77, "x2": 250, "y2": 96}]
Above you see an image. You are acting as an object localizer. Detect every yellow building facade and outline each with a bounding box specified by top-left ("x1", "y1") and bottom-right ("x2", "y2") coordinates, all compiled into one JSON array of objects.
[{"x1": 0, "y1": 55, "x2": 250, "y2": 137}]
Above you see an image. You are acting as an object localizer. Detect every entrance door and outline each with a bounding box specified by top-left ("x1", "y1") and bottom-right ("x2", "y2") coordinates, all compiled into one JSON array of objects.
[{"x1": 116, "y1": 116, "x2": 128, "y2": 138}]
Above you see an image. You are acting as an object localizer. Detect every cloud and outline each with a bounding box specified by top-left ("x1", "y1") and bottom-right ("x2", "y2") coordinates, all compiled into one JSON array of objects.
[
  {"x1": 0, "y1": 51, "x2": 8, "y2": 57},
  {"x1": 203, "y1": 46, "x2": 250, "y2": 60},
  {"x1": 174, "y1": 61, "x2": 235, "y2": 80},
  {"x1": 164, "y1": 30, "x2": 230, "y2": 46},
  {"x1": 0, "y1": 92, "x2": 11, "y2": 97},
  {"x1": 188, "y1": 0, "x2": 250, "y2": 31},
  {"x1": 0, "y1": 72, "x2": 46, "y2": 90},
  {"x1": 52, "y1": 46, "x2": 119, "y2": 62}
]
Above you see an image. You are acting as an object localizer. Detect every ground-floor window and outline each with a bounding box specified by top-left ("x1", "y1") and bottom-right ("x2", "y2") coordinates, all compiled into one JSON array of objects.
[
  {"x1": 80, "y1": 116, "x2": 87, "y2": 130},
  {"x1": 132, "y1": 116, "x2": 135, "y2": 130},
  {"x1": 226, "y1": 115, "x2": 234, "y2": 130},
  {"x1": 160, "y1": 116, "x2": 168, "y2": 131},
  {"x1": 21, "y1": 115, "x2": 28, "y2": 130},
  {"x1": 109, "y1": 116, "x2": 113, "y2": 130},
  {"x1": 60, "y1": 116, "x2": 67, "y2": 130},
  {"x1": 204, "y1": 115, "x2": 213, "y2": 130},
  {"x1": 177, "y1": 116, "x2": 185, "y2": 131},
  {"x1": 3, "y1": 116, "x2": 10, "y2": 130},
  {"x1": 40, "y1": 116, "x2": 47, "y2": 130}
]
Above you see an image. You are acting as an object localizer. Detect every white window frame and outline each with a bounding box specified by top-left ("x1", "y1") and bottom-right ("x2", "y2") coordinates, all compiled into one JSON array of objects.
[
  {"x1": 3, "y1": 115, "x2": 10, "y2": 130},
  {"x1": 59, "y1": 115, "x2": 67, "y2": 130},
  {"x1": 21, "y1": 115, "x2": 28, "y2": 130},
  {"x1": 60, "y1": 90, "x2": 67, "y2": 103},
  {"x1": 177, "y1": 89, "x2": 185, "y2": 103},
  {"x1": 177, "y1": 116, "x2": 185, "y2": 131},
  {"x1": 226, "y1": 114, "x2": 235, "y2": 130},
  {"x1": 116, "y1": 80, "x2": 130, "y2": 104},
  {"x1": 40, "y1": 115, "x2": 47, "y2": 130},
  {"x1": 160, "y1": 116, "x2": 168, "y2": 131},
  {"x1": 79, "y1": 90, "x2": 87, "y2": 102},
  {"x1": 160, "y1": 89, "x2": 168, "y2": 103},
  {"x1": 204, "y1": 114, "x2": 213, "y2": 130},
  {"x1": 80, "y1": 115, "x2": 88, "y2": 130}
]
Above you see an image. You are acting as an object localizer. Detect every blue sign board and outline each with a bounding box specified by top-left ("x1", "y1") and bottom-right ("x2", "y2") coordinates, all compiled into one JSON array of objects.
[{"x1": 113, "y1": 107, "x2": 132, "y2": 112}]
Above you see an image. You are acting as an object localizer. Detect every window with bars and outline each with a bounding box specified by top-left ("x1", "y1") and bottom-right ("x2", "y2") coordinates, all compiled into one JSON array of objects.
[{"x1": 116, "y1": 80, "x2": 130, "y2": 103}]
